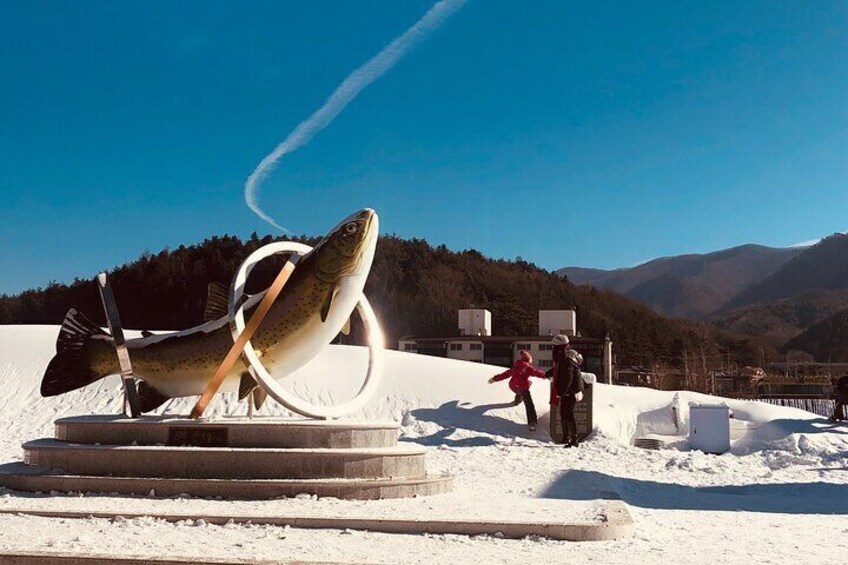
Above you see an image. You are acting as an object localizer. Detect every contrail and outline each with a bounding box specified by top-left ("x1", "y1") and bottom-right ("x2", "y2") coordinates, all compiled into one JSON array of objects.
[{"x1": 245, "y1": 0, "x2": 467, "y2": 231}]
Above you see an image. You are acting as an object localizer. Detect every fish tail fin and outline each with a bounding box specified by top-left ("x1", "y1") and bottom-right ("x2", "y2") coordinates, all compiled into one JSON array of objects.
[{"x1": 40, "y1": 308, "x2": 111, "y2": 397}]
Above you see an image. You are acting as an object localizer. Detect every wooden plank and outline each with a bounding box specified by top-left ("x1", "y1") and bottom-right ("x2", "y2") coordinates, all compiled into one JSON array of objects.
[{"x1": 189, "y1": 257, "x2": 298, "y2": 419}]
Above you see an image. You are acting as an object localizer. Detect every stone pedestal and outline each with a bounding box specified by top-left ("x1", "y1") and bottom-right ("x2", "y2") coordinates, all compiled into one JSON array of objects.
[
  {"x1": 0, "y1": 416, "x2": 451, "y2": 500},
  {"x1": 549, "y1": 382, "x2": 594, "y2": 443}
]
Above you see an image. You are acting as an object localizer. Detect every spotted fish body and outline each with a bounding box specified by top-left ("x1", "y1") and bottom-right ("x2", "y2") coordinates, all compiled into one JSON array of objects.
[{"x1": 41, "y1": 209, "x2": 378, "y2": 406}]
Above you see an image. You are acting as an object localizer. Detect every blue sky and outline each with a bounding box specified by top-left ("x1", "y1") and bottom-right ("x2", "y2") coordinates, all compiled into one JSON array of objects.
[{"x1": 1, "y1": 0, "x2": 846, "y2": 295}]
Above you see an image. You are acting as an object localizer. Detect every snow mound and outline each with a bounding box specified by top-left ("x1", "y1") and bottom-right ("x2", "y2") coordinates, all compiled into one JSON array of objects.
[{"x1": 0, "y1": 325, "x2": 845, "y2": 463}]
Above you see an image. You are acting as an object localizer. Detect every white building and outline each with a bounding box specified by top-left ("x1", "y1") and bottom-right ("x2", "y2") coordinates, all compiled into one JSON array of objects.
[
  {"x1": 457, "y1": 309, "x2": 491, "y2": 337},
  {"x1": 399, "y1": 309, "x2": 614, "y2": 383},
  {"x1": 538, "y1": 310, "x2": 576, "y2": 337}
]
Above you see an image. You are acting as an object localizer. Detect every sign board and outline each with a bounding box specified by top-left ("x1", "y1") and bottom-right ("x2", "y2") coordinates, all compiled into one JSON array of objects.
[
  {"x1": 167, "y1": 426, "x2": 229, "y2": 447},
  {"x1": 549, "y1": 383, "x2": 593, "y2": 443}
]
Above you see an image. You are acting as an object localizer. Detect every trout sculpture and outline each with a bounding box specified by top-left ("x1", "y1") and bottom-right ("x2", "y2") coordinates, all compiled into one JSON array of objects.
[{"x1": 40, "y1": 209, "x2": 378, "y2": 413}]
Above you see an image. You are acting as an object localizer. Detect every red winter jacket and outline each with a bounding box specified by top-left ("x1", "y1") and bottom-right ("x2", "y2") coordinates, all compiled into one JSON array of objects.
[{"x1": 492, "y1": 360, "x2": 547, "y2": 393}]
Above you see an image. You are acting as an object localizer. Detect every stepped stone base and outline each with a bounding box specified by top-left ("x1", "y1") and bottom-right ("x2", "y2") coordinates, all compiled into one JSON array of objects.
[
  {"x1": 23, "y1": 439, "x2": 427, "y2": 480},
  {"x1": 1, "y1": 415, "x2": 450, "y2": 500},
  {"x1": 54, "y1": 416, "x2": 399, "y2": 449},
  {"x1": 0, "y1": 462, "x2": 453, "y2": 500}
]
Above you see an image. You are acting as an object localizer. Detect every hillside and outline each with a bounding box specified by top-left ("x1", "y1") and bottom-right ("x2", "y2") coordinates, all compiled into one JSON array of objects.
[
  {"x1": 783, "y1": 307, "x2": 848, "y2": 362},
  {"x1": 725, "y1": 233, "x2": 848, "y2": 310},
  {"x1": 559, "y1": 244, "x2": 801, "y2": 319},
  {"x1": 709, "y1": 289, "x2": 848, "y2": 348},
  {"x1": 0, "y1": 234, "x2": 762, "y2": 368}
]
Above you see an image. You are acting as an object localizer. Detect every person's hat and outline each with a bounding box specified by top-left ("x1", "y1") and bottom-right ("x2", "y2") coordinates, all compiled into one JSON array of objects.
[
  {"x1": 519, "y1": 349, "x2": 532, "y2": 363},
  {"x1": 551, "y1": 334, "x2": 569, "y2": 346}
]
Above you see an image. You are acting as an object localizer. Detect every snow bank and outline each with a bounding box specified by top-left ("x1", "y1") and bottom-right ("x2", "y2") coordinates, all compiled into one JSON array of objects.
[
  {"x1": 2, "y1": 325, "x2": 848, "y2": 565},
  {"x1": 0, "y1": 325, "x2": 843, "y2": 461}
]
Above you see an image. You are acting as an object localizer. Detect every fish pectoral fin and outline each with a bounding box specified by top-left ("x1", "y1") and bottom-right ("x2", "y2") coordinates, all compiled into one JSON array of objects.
[
  {"x1": 238, "y1": 371, "x2": 258, "y2": 401},
  {"x1": 252, "y1": 387, "x2": 268, "y2": 410},
  {"x1": 137, "y1": 381, "x2": 172, "y2": 413},
  {"x1": 204, "y1": 282, "x2": 231, "y2": 322},
  {"x1": 320, "y1": 286, "x2": 338, "y2": 323},
  {"x1": 341, "y1": 318, "x2": 351, "y2": 336}
]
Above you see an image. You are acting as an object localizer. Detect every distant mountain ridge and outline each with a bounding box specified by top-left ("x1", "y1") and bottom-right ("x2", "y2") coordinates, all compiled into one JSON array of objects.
[
  {"x1": 724, "y1": 233, "x2": 848, "y2": 310},
  {"x1": 558, "y1": 244, "x2": 803, "y2": 319},
  {"x1": 559, "y1": 234, "x2": 848, "y2": 360}
]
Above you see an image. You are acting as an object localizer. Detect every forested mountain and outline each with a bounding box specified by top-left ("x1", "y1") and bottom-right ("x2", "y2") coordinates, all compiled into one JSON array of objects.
[
  {"x1": 709, "y1": 289, "x2": 848, "y2": 348},
  {"x1": 559, "y1": 244, "x2": 801, "y2": 319},
  {"x1": 0, "y1": 234, "x2": 765, "y2": 368},
  {"x1": 723, "y1": 233, "x2": 848, "y2": 310},
  {"x1": 783, "y1": 308, "x2": 848, "y2": 361}
]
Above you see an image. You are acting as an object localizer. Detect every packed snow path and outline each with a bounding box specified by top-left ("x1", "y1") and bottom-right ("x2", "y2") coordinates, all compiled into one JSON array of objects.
[{"x1": 1, "y1": 325, "x2": 847, "y2": 563}]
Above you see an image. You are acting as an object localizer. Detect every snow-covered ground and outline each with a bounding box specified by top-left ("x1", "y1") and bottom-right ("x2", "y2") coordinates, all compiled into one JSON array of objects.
[{"x1": 1, "y1": 324, "x2": 847, "y2": 563}]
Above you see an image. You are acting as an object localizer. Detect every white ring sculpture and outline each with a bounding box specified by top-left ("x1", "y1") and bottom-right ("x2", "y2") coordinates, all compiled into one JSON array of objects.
[{"x1": 228, "y1": 241, "x2": 384, "y2": 419}]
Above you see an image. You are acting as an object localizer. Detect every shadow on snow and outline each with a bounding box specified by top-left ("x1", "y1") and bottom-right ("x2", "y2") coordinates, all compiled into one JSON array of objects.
[
  {"x1": 405, "y1": 400, "x2": 551, "y2": 447},
  {"x1": 541, "y1": 469, "x2": 848, "y2": 514}
]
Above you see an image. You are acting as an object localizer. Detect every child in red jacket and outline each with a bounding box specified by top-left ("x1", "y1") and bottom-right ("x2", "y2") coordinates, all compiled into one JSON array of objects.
[{"x1": 488, "y1": 350, "x2": 547, "y2": 431}]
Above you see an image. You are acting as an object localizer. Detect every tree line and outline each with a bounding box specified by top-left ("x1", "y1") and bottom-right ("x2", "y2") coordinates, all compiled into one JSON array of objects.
[{"x1": 0, "y1": 233, "x2": 771, "y2": 368}]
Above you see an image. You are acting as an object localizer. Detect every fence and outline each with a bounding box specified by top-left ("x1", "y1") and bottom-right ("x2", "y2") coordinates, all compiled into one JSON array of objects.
[{"x1": 755, "y1": 397, "x2": 835, "y2": 418}]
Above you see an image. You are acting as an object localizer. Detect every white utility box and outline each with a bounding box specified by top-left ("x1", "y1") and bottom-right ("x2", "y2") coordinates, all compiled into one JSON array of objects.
[{"x1": 689, "y1": 403, "x2": 730, "y2": 454}]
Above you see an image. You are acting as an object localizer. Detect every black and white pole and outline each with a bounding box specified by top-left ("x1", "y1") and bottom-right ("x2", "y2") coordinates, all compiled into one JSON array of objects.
[{"x1": 97, "y1": 273, "x2": 141, "y2": 418}]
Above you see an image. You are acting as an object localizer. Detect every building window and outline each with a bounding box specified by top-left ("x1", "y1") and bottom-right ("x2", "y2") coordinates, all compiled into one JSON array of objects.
[
  {"x1": 538, "y1": 359, "x2": 553, "y2": 367},
  {"x1": 403, "y1": 343, "x2": 417, "y2": 351},
  {"x1": 516, "y1": 343, "x2": 531, "y2": 351},
  {"x1": 469, "y1": 343, "x2": 482, "y2": 351},
  {"x1": 538, "y1": 344, "x2": 553, "y2": 351},
  {"x1": 449, "y1": 343, "x2": 463, "y2": 351}
]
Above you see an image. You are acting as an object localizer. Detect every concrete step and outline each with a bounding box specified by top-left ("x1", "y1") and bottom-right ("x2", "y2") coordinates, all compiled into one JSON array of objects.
[
  {"x1": 54, "y1": 416, "x2": 399, "y2": 449},
  {"x1": 0, "y1": 462, "x2": 452, "y2": 500},
  {"x1": 0, "y1": 496, "x2": 635, "y2": 542},
  {"x1": 0, "y1": 553, "x2": 363, "y2": 565},
  {"x1": 23, "y1": 439, "x2": 427, "y2": 480}
]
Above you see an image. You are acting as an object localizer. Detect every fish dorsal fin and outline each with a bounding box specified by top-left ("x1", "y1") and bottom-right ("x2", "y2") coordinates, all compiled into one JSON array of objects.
[
  {"x1": 252, "y1": 387, "x2": 268, "y2": 410},
  {"x1": 320, "y1": 286, "x2": 338, "y2": 323},
  {"x1": 204, "y1": 282, "x2": 230, "y2": 322},
  {"x1": 238, "y1": 371, "x2": 257, "y2": 401},
  {"x1": 341, "y1": 318, "x2": 351, "y2": 336}
]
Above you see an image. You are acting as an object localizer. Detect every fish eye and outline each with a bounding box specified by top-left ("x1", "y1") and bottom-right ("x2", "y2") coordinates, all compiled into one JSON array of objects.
[{"x1": 343, "y1": 222, "x2": 358, "y2": 235}]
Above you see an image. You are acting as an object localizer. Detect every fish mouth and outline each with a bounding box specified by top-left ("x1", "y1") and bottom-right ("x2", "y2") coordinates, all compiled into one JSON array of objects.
[
  {"x1": 348, "y1": 209, "x2": 378, "y2": 273},
  {"x1": 315, "y1": 209, "x2": 379, "y2": 280}
]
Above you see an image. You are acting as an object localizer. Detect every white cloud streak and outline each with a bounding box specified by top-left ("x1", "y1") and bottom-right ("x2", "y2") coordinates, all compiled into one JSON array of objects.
[{"x1": 245, "y1": 0, "x2": 467, "y2": 231}]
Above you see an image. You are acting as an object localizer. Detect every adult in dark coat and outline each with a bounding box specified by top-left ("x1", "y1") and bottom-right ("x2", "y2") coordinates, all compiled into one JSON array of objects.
[
  {"x1": 832, "y1": 375, "x2": 848, "y2": 422},
  {"x1": 546, "y1": 333, "x2": 585, "y2": 447}
]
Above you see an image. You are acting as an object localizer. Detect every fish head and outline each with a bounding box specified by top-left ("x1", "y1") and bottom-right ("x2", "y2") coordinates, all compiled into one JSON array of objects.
[{"x1": 314, "y1": 208, "x2": 378, "y2": 283}]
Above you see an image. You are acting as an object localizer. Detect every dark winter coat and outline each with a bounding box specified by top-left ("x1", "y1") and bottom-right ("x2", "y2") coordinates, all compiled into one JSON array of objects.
[
  {"x1": 546, "y1": 349, "x2": 584, "y2": 398},
  {"x1": 492, "y1": 360, "x2": 546, "y2": 393},
  {"x1": 836, "y1": 376, "x2": 848, "y2": 403}
]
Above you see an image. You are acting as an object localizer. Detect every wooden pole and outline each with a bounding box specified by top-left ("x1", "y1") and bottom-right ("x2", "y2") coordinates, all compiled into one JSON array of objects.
[{"x1": 190, "y1": 256, "x2": 298, "y2": 419}]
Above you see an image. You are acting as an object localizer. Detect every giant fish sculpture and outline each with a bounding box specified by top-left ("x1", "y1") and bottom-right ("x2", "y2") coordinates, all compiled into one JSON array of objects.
[{"x1": 41, "y1": 209, "x2": 378, "y2": 412}]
